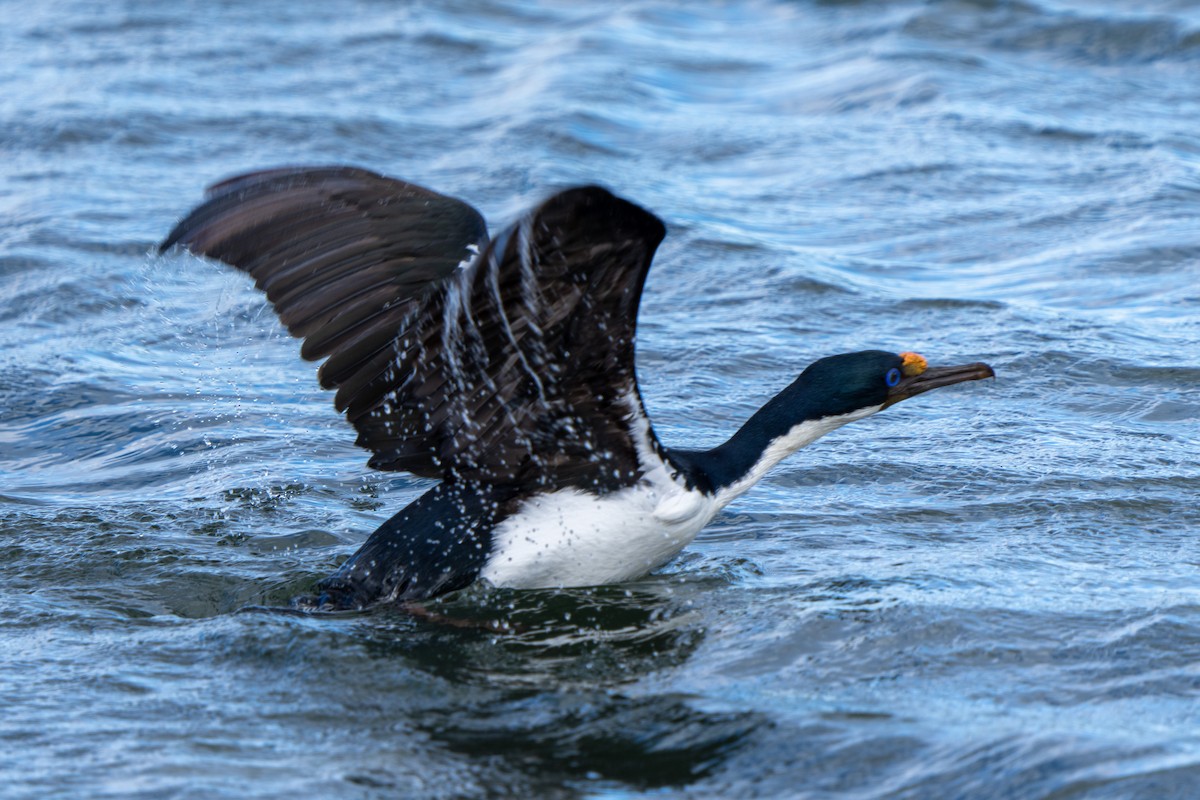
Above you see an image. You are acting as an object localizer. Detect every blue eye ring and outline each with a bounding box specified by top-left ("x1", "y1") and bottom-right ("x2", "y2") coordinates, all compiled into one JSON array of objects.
[{"x1": 885, "y1": 367, "x2": 902, "y2": 387}]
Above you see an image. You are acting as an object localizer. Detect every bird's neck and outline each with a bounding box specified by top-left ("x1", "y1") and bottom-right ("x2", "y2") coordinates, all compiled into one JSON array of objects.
[{"x1": 668, "y1": 382, "x2": 880, "y2": 506}]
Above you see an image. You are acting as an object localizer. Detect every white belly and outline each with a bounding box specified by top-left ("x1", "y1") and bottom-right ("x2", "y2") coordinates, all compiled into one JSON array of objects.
[{"x1": 478, "y1": 480, "x2": 719, "y2": 590}]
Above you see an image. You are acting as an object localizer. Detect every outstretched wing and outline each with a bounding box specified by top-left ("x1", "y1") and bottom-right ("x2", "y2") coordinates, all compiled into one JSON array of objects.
[
  {"x1": 160, "y1": 166, "x2": 488, "y2": 367},
  {"x1": 163, "y1": 167, "x2": 667, "y2": 489}
]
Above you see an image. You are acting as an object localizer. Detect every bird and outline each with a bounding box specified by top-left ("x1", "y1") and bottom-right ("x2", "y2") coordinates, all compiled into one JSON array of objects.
[{"x1": 161, "y1": 166, "x2": 994, "y2": 610}]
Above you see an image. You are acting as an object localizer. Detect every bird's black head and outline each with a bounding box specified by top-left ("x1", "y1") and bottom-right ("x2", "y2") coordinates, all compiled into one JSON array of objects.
[
  {"x1": 793, "y1": 350, "x2": 902, "y2": 419},
  {"x1": 787, "y1": 349, "x2": 995, "y2": 422}
]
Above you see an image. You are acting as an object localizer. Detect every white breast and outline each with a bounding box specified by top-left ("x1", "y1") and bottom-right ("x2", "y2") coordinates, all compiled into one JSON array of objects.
[
  {"x1": 478, "y1": 480, "x2": 717, "y2": 589},
  {"x1": 479, "y1": 390, "x2": 718, "y2": 590}
]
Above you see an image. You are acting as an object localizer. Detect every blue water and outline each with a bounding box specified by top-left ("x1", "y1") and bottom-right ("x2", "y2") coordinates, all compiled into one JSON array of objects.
[{"x1": 3, "y1": 0, "x2": 1200, "y2": 797}]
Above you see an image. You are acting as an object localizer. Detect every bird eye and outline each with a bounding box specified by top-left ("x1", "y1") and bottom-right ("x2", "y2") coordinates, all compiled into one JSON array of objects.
[{"x1": 885, "y1": 368, "x2": 902, "y2": 387}]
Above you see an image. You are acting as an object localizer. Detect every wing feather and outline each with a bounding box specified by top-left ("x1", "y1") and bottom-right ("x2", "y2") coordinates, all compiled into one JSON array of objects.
[{"x1": 163, "y1": 168, "x2": 666, "y2": 489}]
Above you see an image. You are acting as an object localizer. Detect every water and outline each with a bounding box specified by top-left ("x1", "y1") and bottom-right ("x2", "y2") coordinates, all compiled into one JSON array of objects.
[{"x1": 2, "y1": 0, "x2": 1199, "y2": 796}]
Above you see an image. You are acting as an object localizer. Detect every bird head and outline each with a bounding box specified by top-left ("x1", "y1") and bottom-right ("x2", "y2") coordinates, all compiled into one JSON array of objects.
[{"x1": 792, "y1": 349, "x2": 994, "y2": 420}]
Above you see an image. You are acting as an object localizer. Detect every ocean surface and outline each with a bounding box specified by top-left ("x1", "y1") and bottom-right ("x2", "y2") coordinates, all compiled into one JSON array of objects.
[{"x1": 3, "y1": 0, "x2": 1199, "y2": 797}]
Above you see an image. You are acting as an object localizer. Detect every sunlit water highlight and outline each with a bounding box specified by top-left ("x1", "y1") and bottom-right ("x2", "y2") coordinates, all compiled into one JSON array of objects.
[{"x1": 2, "y1": 1, "x2": 1199, "y2": 797}]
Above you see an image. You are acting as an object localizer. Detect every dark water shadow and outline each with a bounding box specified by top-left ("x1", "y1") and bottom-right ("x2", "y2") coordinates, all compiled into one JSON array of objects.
[{"x1": 248, "y1": 580, "x2": 764, "y2": 795}]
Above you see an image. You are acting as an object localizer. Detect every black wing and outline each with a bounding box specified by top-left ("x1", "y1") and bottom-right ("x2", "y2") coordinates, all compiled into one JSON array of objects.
[
  {"x1": 160, "y1": 166, "x2": 487, "y2": 367},
  {"x1": 163, "y1": 166, "x2": 667, "y2": 489}
]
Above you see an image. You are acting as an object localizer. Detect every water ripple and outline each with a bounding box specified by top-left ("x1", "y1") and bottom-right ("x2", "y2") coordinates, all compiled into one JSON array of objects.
[{"x1": 4, "y1": 0, "x2": 1200, "y2": 796}]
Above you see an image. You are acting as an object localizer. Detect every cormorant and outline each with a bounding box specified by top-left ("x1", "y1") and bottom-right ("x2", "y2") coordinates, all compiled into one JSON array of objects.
[{"x1": 161, "y1": 167, "x2": 994, "y2": 609}]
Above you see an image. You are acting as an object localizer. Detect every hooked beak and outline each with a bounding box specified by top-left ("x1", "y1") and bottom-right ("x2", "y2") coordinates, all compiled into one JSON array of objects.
[{"x1": 884, "y1": 362, "x2": 995, "y2": 408}]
